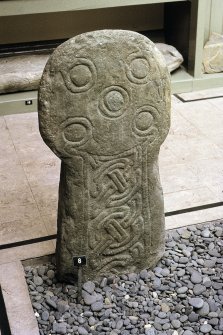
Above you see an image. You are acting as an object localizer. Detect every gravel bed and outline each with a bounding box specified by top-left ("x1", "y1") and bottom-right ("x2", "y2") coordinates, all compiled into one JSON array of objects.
[{"x1": 24, "y1": 220, "x2": 223, "y2": 335}]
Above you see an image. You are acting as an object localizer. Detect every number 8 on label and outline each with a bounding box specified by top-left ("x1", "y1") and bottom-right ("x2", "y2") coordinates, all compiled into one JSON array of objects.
[{"x1": 73, "y1": 256, "x2": 86, "y2": 266}]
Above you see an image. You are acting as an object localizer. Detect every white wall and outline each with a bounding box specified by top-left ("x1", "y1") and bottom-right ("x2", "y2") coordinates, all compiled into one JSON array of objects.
[{"x1": 204, "y1": 0, "x2": 223, "y2": 43}]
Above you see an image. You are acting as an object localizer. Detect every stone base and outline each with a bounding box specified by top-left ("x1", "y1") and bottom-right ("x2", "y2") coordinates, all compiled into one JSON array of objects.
[{"x1": 57, "y1": 246, "x2": 165, "y2": 283}]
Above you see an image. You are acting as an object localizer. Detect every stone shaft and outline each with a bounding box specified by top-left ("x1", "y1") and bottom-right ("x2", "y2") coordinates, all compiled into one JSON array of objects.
[{"x1": 38, "y1": 30, "x2": 171, "y2": 281}]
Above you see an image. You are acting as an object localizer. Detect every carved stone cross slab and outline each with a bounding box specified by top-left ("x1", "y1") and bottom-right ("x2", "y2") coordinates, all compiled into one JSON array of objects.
[{"x1": 38, "y1": 30, "x2": 171, "y2": 281}]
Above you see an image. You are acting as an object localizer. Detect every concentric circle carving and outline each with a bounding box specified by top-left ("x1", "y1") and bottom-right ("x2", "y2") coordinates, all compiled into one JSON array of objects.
[
  {"x1": 126, "y1": 54, "x2": 150, "y2": 85},
  {"x1": 99, "y1": 86, "x2": 129, "y2": 118},
  {"x1": 62, "y1": 117, "x2": 92, "y2": 147},
  {"x1": 61, "y1": 58, "x2": 96, "y2": 93},
  {"x1": 132, "y1": 106, "x2": 158, "y2": 137}
]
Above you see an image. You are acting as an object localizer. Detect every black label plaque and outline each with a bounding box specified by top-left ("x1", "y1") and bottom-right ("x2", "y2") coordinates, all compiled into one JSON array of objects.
[
  {"x1": 25, "y1": 100, "x2": 33, "y2": 105},
  {"x1": 73, "y1": 255, "x2": 87, "y2": 266}
]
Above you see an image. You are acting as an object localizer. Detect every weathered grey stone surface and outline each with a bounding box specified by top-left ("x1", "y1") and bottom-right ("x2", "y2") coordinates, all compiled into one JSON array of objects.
[
  {"x1": 155, "y1": 43, "x2": 184, "y2": 73},
  {"x1": 203, "y1": 33, "x2": 223, "y2": 74},
  {"x1": 38, "y1": 30, "x2": 171, "y2": 281},
  {"x1": 0, "y1": 54, "x2": 49, "y2": 94}
]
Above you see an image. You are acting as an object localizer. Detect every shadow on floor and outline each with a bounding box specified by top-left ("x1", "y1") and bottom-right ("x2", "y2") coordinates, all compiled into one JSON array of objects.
[{"x1": 0, "y1": 286, "x2": 11, "y2": 335}]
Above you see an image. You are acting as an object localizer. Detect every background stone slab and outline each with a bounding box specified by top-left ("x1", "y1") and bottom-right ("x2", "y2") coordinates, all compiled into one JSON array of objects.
[{"x1": 0, "y1": 53, "x2": 49, "y2": 94}]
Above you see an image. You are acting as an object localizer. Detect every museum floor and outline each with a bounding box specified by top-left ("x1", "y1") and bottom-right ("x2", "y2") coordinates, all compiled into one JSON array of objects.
[{"x1": 0, "y1": 87, "x2": 223, "y2": 265}]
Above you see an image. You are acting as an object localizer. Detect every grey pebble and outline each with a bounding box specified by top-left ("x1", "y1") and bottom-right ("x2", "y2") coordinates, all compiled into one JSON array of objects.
[
  {"x1": 36, "y1": 286, "x2": 44, "y2": 293},
  {"x1": 162, "y1": 322, "x2": 171, "y2": 330},
  {"x1": 57, "y1": 300, "x2": 69, "y2": 313},
  {"x1": 171, "y1": 319, "x2": 181, "y2": 328},
  {"x1": 37, "y1": 266, "x2": 47, "y2": 276},
  {"x1": 197, "y1": 258, "x2": 205, "y2": 266},
  {"x1": 208, "y1": 299, "x2": 219, "y2": 312},
  {"x1": 32, "y1": 302, "x2": 42, "y2": 310},
  {"x1": 77, "y1": 316, "x2": 85, "y2": 324},
  {"x1": 45, "y1": 296, "x2": 57, "y2": 309},
  {"x1": 33, "y1": 276, "x2": 43, "y2": 286},
  {"x1": 91, "y1": 301, "x2": 103, "y2": 312},
  {"x1": 96, "y1": 292, "x2": 103, "y2": 302},
  {"x1": 124, "y1": 318, "x2": 130, "y2": 326},
  {"x1": 88, "y1": 316, "x2": 96, "y2": 326},
  {"x1": 179, "y1": 257, "x2": 189, "y2": 264},
  {"x1": 209, "y1": 318, "x2": 219, "y2": 326},
  {"x1": 182, "y1": 249, "x2": 191, "y2": 257},
  {"x1": 213, "y1": 282, "x2": 223, "y2": 290},
  {"x1": 153, "y1": 322, "x2": 162, "y2": 330},
  {"x1": 82, "y1": 291, "x2": 97, "y2": 305},
  {"x1": 83, "y1": 281, "x2": 95, "y2": 294},
  {"x1": 41, "y1": 310, "x2": 49, "y2": 321},
  {"x1": 177, "y1": 286, "x2": 188, "y2": 294},
  {"x1": 145, "y1": 328, "x2": 156, "y2": 335},
  {"x1": 158, "y1": 312, "x2": 167, "y2": 319},
  {"x1": 177, "y1": 269, "x2": 186, "y2": 277},
  {"x1": 153, "y1": 277, "x2": 161, "y2": 288},
  {"x1": 180, "y1": 230, "x2": 191, "y2": 239},
  {"x1": 191, "y1": 271, "x2": 202, "y2": 284},
  {"x1": 47, "y1": 270, "x2": 55, "y2": 279},
  {"x1": 154, "y1": 317, "x2": 169, "y2": 325},
  {"x1": 193, "y1": 284, "x2": 206, "y2": 295},
  {"x1": 67, "y1": 316, "x2": 75, "y2": 325},
  {"x1": 203, "y1": 277, "x2": 212, "y2": 288},
  {"x1": 209, "y1": 312, "x2": 219, "y2": 318},
  {"x1": 116, "y1": 319, "x2": 124, "y2": 329},
  {"x1": 128, "y1": 273, "x2": 138, "y2": 281},
  {"x1": 189, "y1": 297, "x2": 204, "y2": 309},
  {"x1": 160, "y1": 303, "x2": 170, "y2": 313},
  {"x1": 180, "y1": 315, "x2": 188, "y2": 323},
  {"x1": 77, "y1": 326, "x2": 88, "y2": 335},
  {"x1": 100, "y1": 277, "x2": 107, "y2": 288},
  {"x1": 201, "y1": 228, "x2": 210, "y2": 238},
  {"x1": 53, "y1": 322, "x2": 67, "y2": 334},
  {"x1": 161, "y1": 268, "x2": 170, "y2": 276},
  {"x1": 197, "y1": 302, "x2": 209, "y2": 316},
  {"x1": 140, "y1": 269, "x2": 149, "y2": 280},
  {"x1": 128, "y1": 316, "x2": 138, "y2": 323},
  {"x1": 83, "y1": 311, "x2": 93, "y2": 317},
  {"x1": 49, "y1": 315, "x2": 55, "y2": 323},
  {"x1": 110, "y1": 331, "x2": 118, "y2": 335},
  {"x1": 39, "y1": 319, "x2": 49, "y2": 326},
  {"x1": 204, "y1": 258, "x2": 217, "y2": 268},
  {"x1": 209, "y1": 249, "x2": 220, "y2": 257},
  {"x1": 215, "y1": 227, "x2": 222, "y2": 237},
  {"x1": 200, "y1": 323, "x2": 212, "y2": 333}
]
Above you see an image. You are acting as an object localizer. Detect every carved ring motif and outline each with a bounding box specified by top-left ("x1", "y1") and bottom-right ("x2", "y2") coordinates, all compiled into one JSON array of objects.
[
  {"x1": 62, "y1": 117, "x2": 92, "y2": 147},
  {"x1": 132, "y1": 106, "x2": 158, "y2": 137},
  {"x1": 126, "y1": 54, "x2": 150, "y2": 84},
  {"x1": 61, "y1": 58, "x2": 97, "y2": 93},
  {"x1": 99, "y1": 86, "x2": 129, "y2": 118}
]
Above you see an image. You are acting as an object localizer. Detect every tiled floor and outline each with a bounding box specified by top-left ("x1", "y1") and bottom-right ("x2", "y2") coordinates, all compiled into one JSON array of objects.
[{"x1": 0, "y1": 89, "x2": 223, "y2": 264}]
